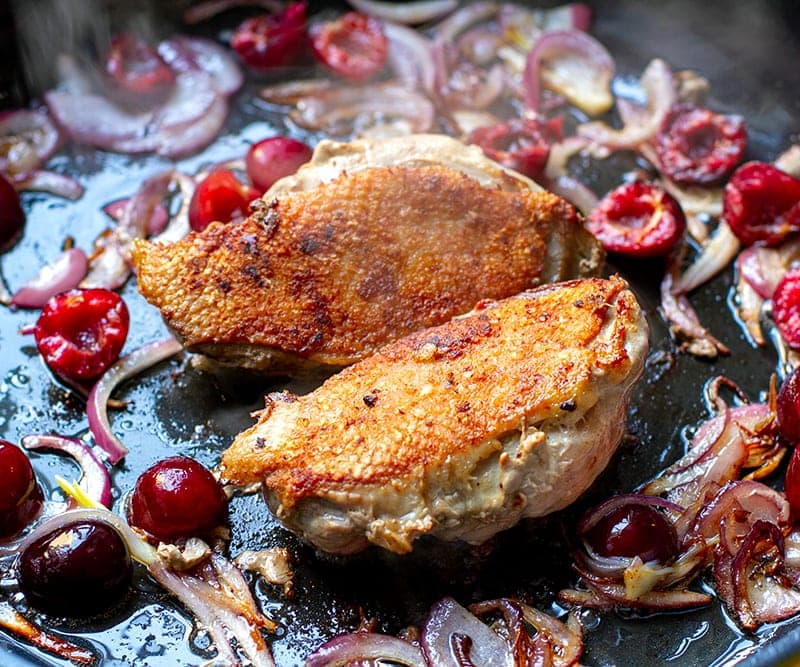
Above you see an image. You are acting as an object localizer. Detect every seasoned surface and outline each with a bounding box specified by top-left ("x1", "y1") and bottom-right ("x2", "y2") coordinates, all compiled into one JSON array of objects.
[
  {"x1": 133, "y1": 165, "x2": 601, "y2": 374},
  {"x1": 221, "y1": 277, "x2": 648, "y2": 554}
]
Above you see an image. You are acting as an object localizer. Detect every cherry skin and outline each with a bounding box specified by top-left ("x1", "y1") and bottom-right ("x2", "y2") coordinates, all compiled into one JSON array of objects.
[
  {"x1": 583, "y1": 503, "x2": 679, "y2": 564},
  {"x1": 0, "y1": 441, "x2": 43, "y2": 540},
  {"x1": 784, "y1": 446, "x2": 800, "y2": 518},
  {"x1": 0, "y1": 172, "x2": 25, "y2": 252},
  {"x1": 127, "y1": 456, "x2": 228, "y2": 543},
  {"x1": 17, "y1": 520, "x2": 132, "y2": 616},
  {"x1": 246, "y1": 136, "x2": 313, "y2": 194},
  {"x1": 34, "y1": 289, "x2": 129, "y2": 383},
  {"x1": 188, "y1": 170, "x2": 259, "y2": 232},
  {"x1": 777, "y1": 366, "x2": 800, "y2": 445}
]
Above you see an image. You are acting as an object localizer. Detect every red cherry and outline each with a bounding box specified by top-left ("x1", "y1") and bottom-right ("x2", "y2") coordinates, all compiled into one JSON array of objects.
[
  {"x1": 656, "y1": 104, "x2": 746, "y2": 186},
  {"x1": 773, "y1": 268, "x2": 800, "y2": 350},
  {"x1": 246, "y1": 136, "x2": 313, "y2": 194},
  {"x1": 0, "y1": 172, "x2": 25, "y2": 251},
  {"x1": 0, "y1": 441, "x2": 43, "y2": 539},
  {"x1": 778, "y1": 367, "x2": 800, "y2": 445},
  {"x1": 468, "y1": 117, "x2": 563, "y2": 180},
  {"x1": 586, "y1": 181, "x2": 686, "y2": 258},
  {"x1": 127, "y1": 456, "x2": 228, "y2": 543},
  {"x1": 785, "y1": 447, "x2": 800, "y2": 518},
  {"x1": 724, "y1": 162, "x2": 800, "y2": 246},
  {"x1": 188, "y1": 170, "x2": 259, "y2": 232},
  {"x1": 231, "y1": 3, "x2": 308, "y2": 70},
  {"x1": 310, "y1": 12, "x2": 388, "y2": 81},
  {"x1": 34, "y1": 289, "x2": 129, "y2": 383},
  {"x1": 583, "y1": 503, "x2": 679, "y2": 564}
]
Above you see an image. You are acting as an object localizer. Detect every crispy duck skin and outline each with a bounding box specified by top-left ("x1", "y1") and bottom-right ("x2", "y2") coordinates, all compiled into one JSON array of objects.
[
  {"x1": 133, "y1": 165, "x2": 602, "y2": 375},
  {"x1": 220, "y1": 276, "x2": 649, "y2": 554}
]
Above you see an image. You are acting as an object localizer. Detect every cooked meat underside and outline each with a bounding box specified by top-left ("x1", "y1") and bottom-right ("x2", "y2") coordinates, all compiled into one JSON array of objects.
[
  {"x1": 221, "y1": 276, "x2": 649, "y2": 554},
  {"x1": 133, "y1": 165, "x2": 602, "y2": 375}
]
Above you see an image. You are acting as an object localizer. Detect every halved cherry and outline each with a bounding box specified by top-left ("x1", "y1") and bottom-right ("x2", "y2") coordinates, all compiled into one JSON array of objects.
[
  {"x1": 310, "y1": 12, "x2": 388, "y2": 81},
  {"x1": 231, "y1": 2, "x2": 308, "y2": 70},
  {"x1": 724, "y1": 162, "x2": 800, "y2": 246},
  {"x1": 34, "y1": 289, "x2": 129, "y2": 383},
  {"x1": 127, "y1": 456, "x2": 228, "y2": 543},
  {"x1": 105, "y1": 33, "x2": 176, "y2": 105},
  {"x1": 468, "y1": 117, "x2": 563, "y2": 179},
  {"x1": 188, "y1": 170, "x2": 259, "y2": 232},
  {"x1": 246, "y1": 136, "x2": 313, "y2": 194},
  {"x1": 773, "y1": 268, "x2": 800, "y2": 350},
  {"x1": 586, "y1": 181, "x2": 686, "y2": 257},
  {"x1": 0, "y1": 441, "x2": 43, "y2": 540},
  {"x1": 656, "y1": 104, "x2": 746, "y2": 185}
]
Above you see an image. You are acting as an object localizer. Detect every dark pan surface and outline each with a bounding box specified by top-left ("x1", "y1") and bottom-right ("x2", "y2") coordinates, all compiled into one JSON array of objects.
[{"x1": 1, "y1": 1, "x2": 800, "y2": 665}]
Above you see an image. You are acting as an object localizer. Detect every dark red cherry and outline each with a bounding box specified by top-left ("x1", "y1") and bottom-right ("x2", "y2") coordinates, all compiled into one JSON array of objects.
[
  {"x1": 17, "y1": 520, "x2": 132, "y2": 616},
  {"x1": 583, "y1": 503, "x2": 679, "y2": 564},
  {"x1": 0, "y1": 441, "x2": 43, "y2": 539},
  {"x1": 127, "y1": 456, "x2": 227, "y2": 543}
]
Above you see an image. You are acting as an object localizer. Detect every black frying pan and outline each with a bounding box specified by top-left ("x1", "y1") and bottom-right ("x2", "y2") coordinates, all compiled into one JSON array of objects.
[{"x1": 1, "y1": 1, "x2": 799, "y2": 665}]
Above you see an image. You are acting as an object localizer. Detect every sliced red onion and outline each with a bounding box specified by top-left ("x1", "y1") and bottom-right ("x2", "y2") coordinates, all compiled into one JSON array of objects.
[
  {"x1": 670, "y1": 221, "x2": 740, "y2": 295},
  {"x1": 659, "y1": 252, "x2": 729, "y2": 358},
  {"x1": 433, "y1": 2, "x2": 499, "y2": 43},
  {"x1": 260, "y1": 79, "x2": 337, "y2": 105},
  {"x1": 347, "y1": 0, "x2": 457, "y2": 24},
  {"x1": 0, "y1": 600, "x2": 96, "y2": 665},
  {"x1": 691, "y1": 479, "x2": 789, "y2": 548},
  {"x1": 10, "y1": 170, "x2": 84, "y2": 200},
  {"x1": 570, "y1": 571, "x2": 712, "y2": 610},
  {"x1": 157, "y1": 36, "x2": 244, "y2": 98},
  {"x1": 83, "y1": 170, "x2": 175, "y2": 289},
  {"x1": 384, "y1": 22, "x2": 435, "y2": 93},
  {"x1": 0, "y1": 109, "x2": 64, "y2": 175},
  {"x1": 45, "y1": 37, "x2": 238, "y2": 158},
  {"x1": 150, "y1": 556, "x2": 276, "y2": 667},
  {"x1": 524, "y1": 29, "x2": 614, "y2": 116},
  {"x1": 542, "y1": 174, "x2": 598, "y2": 215},
  {"x1": 306, "y1": 634, "x2": 426, "y2": 666},
  {"x1": 734, "y1": 269, "x2": 766, "y2": 346},
  {"x1": 11, "y1": 247, "x2": 88, "y2": 308},
  {"x1": 149, "y1": 172, "x2": 196, "y2": 245},
  {"x1": 420, "y1": 597, "x2": 513, "y2": 667},
  {"x1": 578, "y1": 59, "x2": 674, "y2": 149},
  {"x1": 518, "y1": 602, "x2": 584, "y2": 666},
  {"x1": 22, "y1": 433, "x2": 112, "y2": 508},
  {"x1": 87, "y1": 336, "x2": 183, "y2": 465},
  {"x1": 182, "y1": 0, "x2": 283, "y2": 24},
  {"x1": 728, "y1": 520, "x2": 800, "y2": 630},
  {"x1": 291, "y1": 83, "x2": 435, "y2": 134}
]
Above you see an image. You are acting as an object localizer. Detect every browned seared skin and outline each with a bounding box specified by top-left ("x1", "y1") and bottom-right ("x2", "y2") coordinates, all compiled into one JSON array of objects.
[
  {"x1": 133, "y1": 165, "x2": 601, "y2": 374},
  {"x1": 221, "y1": 277, "x2": 649, "y2": 554}
]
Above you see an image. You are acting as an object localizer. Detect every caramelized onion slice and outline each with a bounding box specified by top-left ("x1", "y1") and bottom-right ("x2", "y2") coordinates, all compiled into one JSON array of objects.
[
  {"x1": 525, "y1": 29, "x2": 614, "y2": 115},
  {"x1": 421, "y1": 597, "x2": 513, "y2": 666},
  {"x1": 11, "y1": 247, "x2": 88, "y2": 309},
  {"x1": 305, "y1": 634, "x2": 426, "y2": 666}
]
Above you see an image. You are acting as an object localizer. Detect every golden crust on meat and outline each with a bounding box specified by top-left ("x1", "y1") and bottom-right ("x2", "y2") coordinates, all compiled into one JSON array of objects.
[
  {"x1": 133, "y1": 165, "x2": 601, "y2": 372},
  {"x1": 222, "y1": 276, "x2": 641, "y2": 498}
]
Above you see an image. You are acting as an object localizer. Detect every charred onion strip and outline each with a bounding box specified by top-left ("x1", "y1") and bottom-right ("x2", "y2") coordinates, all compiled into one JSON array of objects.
[{"x1": 0, "y1": 600, "x2": 95, "y2": 665}]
